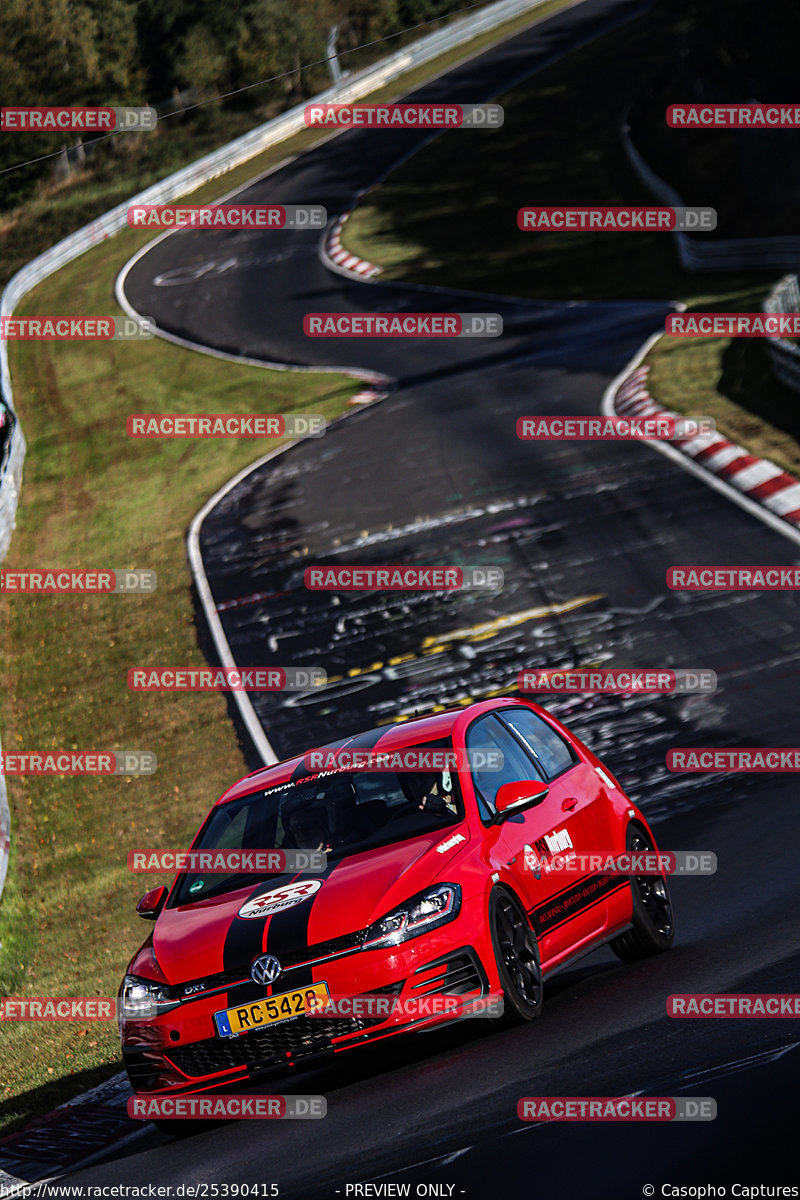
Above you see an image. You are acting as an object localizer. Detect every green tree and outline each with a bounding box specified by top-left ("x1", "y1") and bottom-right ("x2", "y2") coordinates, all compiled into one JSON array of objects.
[{"x1": 0, "y1": 0, "x2": 142, "y2": 209}]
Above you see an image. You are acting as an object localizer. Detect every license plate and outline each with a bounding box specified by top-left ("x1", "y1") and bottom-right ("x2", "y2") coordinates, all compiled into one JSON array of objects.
[{"x1": 214, "y1": 981, "x2": 330, "y2": 1038}]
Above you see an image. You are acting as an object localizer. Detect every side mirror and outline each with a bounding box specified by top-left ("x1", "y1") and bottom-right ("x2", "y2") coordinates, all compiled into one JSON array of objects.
[
  {"x1": 494, "y1": 779, "x2": 550, "y2": 819},
  {"x1": 136, "y1": 885, "x2": 167, "y2": 920}
]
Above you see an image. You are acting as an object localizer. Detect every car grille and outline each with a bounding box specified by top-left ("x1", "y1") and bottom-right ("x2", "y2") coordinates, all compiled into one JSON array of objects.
[
  {"x1": 168, "y1": 981, "x2": 403, "y2": 1079},
  {"x1": 281, "y1": 930, "x2": 364, "y2": 967},
  {"x1": 168, "y1": 1017, "x2": 363, "y2": 1077}
]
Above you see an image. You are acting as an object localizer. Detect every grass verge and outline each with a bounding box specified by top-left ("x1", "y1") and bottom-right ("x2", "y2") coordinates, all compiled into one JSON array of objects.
[
  {"x1": 646, "y1": 321, "x2": 800, "y2": 479},
  {"x1": 0, "y1": 237, "x2": 354, "y2": 1132},
  {"x1": 0, "y1": 0, "x2": 588, "y2": 1134}
]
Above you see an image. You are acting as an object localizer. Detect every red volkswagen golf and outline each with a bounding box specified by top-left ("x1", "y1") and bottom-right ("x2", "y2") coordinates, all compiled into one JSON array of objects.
[{"x1": 119, "y1": 697, "x2": 673, "y2": 1108}]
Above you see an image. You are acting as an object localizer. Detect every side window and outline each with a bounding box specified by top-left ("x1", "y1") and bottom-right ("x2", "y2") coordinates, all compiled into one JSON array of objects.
[
  {"x1": 499, "y1": 708, "x2": 577, "y2": 780},
  {"x1": 465, "y1": 715, "x2": 544, "y2": 821}
]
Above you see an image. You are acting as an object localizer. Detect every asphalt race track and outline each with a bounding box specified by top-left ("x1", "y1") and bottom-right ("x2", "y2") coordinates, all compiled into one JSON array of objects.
[{"x1": 76, "y1": 0, "x2": 800, "y2": 1194}]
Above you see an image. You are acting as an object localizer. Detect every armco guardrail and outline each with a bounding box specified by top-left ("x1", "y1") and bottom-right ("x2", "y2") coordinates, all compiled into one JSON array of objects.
[
  {"x1": 763, "y1": 274, "x2": 800, "y2": 393},
  {"x1": 0, "y1": 0, "x2": 546, "y2": 567},
  {"x1": 621, "y1": 114, "x2": 800, "y2": 272},
  {"x1": 0, "y1": 742, "x2": 9, "y2": 898},
  {"x1": 0, "y1": 417, "x2": 25, "y2": 563}
]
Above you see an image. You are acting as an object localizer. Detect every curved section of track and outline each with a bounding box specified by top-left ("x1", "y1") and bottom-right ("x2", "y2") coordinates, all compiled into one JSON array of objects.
[{"x1": 98, "y1": 0, "x2": 800, "y2": 1194}]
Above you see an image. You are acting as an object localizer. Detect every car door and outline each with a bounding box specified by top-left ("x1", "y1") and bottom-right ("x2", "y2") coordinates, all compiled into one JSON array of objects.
[
  {"x1": 465, "y1": 710, "x2": 609, "y2": 967},
  {"x1": 464, "y1": 713, "x2": 571, "y2": 958},
  {"x1": 496, "y1": 706, "x2": 624, "y2": 955}
]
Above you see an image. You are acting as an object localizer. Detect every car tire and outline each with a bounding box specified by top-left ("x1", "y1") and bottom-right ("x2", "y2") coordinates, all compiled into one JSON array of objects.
[
  {"x1": 488, "y1": 888, "x2": 543, "y2": 1026},
  {"x1": 610, "y1": 823, "x2": 675, "y2": 962}
]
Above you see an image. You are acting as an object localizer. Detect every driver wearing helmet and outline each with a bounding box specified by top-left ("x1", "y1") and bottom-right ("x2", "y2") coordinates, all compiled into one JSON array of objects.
[
  {"x1": 417, "y1": 770, "x2": 457, "y2": 817},
  {"x1": 282, "y1": 795, "x2": 333, "y2": 852}
]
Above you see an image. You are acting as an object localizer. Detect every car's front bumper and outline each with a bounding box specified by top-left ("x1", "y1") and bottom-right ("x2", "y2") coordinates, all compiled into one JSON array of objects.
[{"x1": 121, "y1": 914, "x2": 499, "y2": 1095}]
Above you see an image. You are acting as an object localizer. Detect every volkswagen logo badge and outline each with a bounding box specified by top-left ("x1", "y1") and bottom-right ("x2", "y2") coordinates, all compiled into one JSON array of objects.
[{"x1": 250, "y1": 954, "x2": 282, "y2": 986}]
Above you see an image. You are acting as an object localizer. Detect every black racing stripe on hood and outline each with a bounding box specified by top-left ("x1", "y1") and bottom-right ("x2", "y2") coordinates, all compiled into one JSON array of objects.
[
  {"x1": 221, "y1": 871, "x2": 297, "y2": 975},
  {"x1": 219, "y1": 752, "x2": 361, "y2": 985},
  {"x1": 265, "y1": 858, "x2": 346, "y2": 987},
  {"x1": 228, "y1": 727, "x2": 388, "y2": 988}
]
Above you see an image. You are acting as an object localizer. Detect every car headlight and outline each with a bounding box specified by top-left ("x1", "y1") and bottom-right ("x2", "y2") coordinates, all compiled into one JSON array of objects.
[
  {"x1": 119, "y1": 974, "x2": 181, "y2": 1019},
  {"x1": 363, "y1": 883, "x2": 461, "y2": 950}
]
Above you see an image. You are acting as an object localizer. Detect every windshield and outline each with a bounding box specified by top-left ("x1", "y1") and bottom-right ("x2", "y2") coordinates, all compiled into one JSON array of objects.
[{"x1": 169, "y1": 741, "x2": 464, "y2": 906}]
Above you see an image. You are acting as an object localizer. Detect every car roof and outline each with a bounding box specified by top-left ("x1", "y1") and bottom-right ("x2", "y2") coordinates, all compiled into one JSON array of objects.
[{"x1": 215, "y1": 696, "x2": 526, "y2": 806}]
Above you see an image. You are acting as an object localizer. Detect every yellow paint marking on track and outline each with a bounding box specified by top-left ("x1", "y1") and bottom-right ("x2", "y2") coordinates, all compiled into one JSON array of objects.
[
  {"x1": 419, "y1": 594, "x2": 604, "y2": 650},
  {"x1": 315, "y1": 594, "x2": 605, "y2": 709}
]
